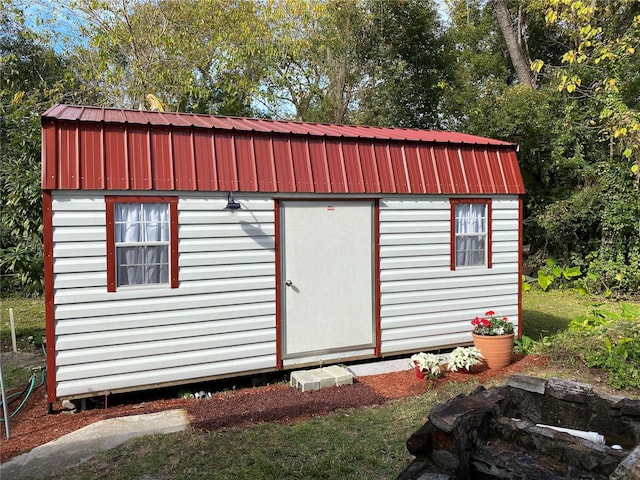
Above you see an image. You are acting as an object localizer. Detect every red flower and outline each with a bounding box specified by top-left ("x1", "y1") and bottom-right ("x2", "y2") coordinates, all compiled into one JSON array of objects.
[
  {"x1": 471, "y1": 309, "x2": 514, "y2": 336},
  {"x1": 414, "y1": 363, "x2": 425, "y2": 380}
]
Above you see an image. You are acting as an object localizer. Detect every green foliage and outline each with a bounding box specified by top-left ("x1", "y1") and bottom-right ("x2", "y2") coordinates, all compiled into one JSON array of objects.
[
  {"x1": 531, "y1": 145, "x2": 640, "y2": 297},
  {"x1": 513, "y1": 335, "x2": 535, "y2": 355},
  {"x1": 354, "y1": 0, "x2": 452, "y2": 129},
  {"x1": 0, "y1": 6, "x2": 66, "y2": 295},
  {"x1": 532, "y1": 252, "x2": 637, "y2": 298},
  {"x1": 572, "y1": 304, "x2": 640, "y2": 390},
  {"x1": 538, "y1": 0, "x2": 640, "y2": 173},
  {"x1": 583, "y1": 161, "x2": 640, "y2": 294},
  {"x1": 521, "y1": 288, "x2": 640, "y2": 392},
  {"x1": 67, "y1": 0, "x2": 452, "y2": 126},
  {"x1": 1, "y1": 148, "x2": 45, "y2": 295},
  {"x1": 587, "y1": 248, "x2": 640, "y2": 296},
  {"x1": 572, "y1": 267, "x2": 613, "y2": 298},
  {"x1": 522, "y1": 289, "x2": 622, "y2": 340},
  {"x1": 67, "y1": 0, "x2": 271, "y2": 114},
  {"x1": 535, "y1": 258, "x2": 581, "y2": 291},
  {"x1": 442, "y1": 0, "x2": 640, "y2": 295},
  {"x1": 254, "y1": 0, "x2": 367, "y2": 122},
  {"x1": 569, "y1": 304, "x2": 617, "y2": 331},
  {"x1": 536, "y1": 271, "x2": 553, "y2": 292},
  {"x1": 525, "y1": 1, "x2": 640, "y2": 295},
  {"x1": 535, "y1": 185, "x2": 603, "y2": 260},
  {"x1": 440, "y1": 0, "x2": 513, "y2": 127},
  {"x1": 555, "y1": 303, "x2": 640, "y2": 390}
]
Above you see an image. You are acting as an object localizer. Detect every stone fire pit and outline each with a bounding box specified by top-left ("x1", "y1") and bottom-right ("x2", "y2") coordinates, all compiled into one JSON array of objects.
[{"x1": 398, "y1": 375, "x2": 640, "y2": 479}]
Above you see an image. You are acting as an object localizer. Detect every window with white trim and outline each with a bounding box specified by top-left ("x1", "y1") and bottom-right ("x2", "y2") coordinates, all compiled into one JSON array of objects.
[{"x1": 452, "y1": 201, "x2": 490, "y2": 268}]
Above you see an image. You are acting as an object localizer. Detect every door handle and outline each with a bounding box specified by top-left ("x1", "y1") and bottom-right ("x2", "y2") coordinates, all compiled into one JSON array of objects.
[{"x1": 285, "y1": 280, "x2": 293, "y2": 287}]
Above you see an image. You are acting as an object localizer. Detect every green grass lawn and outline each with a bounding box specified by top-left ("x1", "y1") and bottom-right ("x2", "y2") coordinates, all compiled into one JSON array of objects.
[
  {"x1": 0, "y1": 296, "x2": 45, "y2": 345},
  {"x1": 1, "y1": 296, "x2": 46, "y2": 387},
  {"x1": 520, "y1": 288, "x2": 640, "y2": 340},
  {"x1": 521, "y1": 289, "x2": 594, "y2": 339},
  {"x1": 45, "y1": 381, "x2": 482, "y2": 480}
]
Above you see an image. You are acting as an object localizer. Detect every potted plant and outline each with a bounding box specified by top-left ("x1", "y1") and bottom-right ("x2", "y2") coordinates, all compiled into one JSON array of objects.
[
  {"x1": 410, "y1": 352, "x2": 445, "y2": 380},
  {"x1": 447, "y1": 346, "x2": 484, "y2": 372},
  {"x1": 471, "y1": 310, "x2": 515, "y2": 369}
]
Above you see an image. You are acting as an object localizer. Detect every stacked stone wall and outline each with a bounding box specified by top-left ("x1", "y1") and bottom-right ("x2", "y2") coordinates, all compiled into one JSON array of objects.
[{"x1": 398, "y1": 375, "x2": 640, "y2": 480}]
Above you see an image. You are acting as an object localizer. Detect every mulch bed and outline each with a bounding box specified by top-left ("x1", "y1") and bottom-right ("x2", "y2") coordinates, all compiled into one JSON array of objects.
[{"x1": 0, "y1": 354, "x2": 548, "y2": 462}]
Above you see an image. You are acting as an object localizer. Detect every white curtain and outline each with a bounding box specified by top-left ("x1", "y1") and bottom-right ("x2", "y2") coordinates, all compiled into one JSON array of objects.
[
  {"x1": 455, "y1": 203, "x2": 486, "y2": 267},
  {"x1": 115, "y1": 203, "x2": 169, "y2": 286}
]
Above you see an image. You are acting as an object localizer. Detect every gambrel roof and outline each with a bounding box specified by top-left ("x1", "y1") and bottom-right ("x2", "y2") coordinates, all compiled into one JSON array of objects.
[{"x1": 42, "y1": 104, "x2": 525, "y2": 195}]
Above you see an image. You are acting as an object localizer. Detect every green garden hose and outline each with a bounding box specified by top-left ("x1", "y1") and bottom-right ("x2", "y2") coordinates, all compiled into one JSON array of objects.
[{"x1": 0, "y1": 369, "x2": 46, "y2": 421}]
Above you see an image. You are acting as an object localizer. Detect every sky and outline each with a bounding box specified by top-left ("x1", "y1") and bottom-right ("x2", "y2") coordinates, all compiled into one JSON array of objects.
[
  {"x1": 21, "y1": 0, "x2": 85, "y2": 51},
  {"x1": 20, "y1": 0, "x2": 452, "y2": 53}
]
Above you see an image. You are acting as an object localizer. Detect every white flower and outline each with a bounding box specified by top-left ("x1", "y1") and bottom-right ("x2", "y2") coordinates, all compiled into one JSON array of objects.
[
  {"x1": 411, "y1": 352, "x2": 445, "y2": 377},
  {"x1": 447, "y1": 346, "x2": 484, "y2": 372}
]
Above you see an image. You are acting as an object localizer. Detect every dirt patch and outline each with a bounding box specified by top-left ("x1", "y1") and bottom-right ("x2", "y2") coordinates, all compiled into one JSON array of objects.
[{"x1": 1, "y1": 350, "x2": 46, "y2": 371}]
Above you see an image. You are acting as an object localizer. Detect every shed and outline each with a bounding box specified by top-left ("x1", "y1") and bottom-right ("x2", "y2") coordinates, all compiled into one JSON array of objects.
[{"x1": 41, "y1": 104, "x2": 526, "y2": 402}]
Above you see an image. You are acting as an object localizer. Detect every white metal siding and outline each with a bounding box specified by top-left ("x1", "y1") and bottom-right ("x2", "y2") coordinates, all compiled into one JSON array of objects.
[
  {"x1": 379, "y1": 197, "x2": 520, "y2": 354},
  {"x1": 51, "y1": 192, "x2": 276, "y2": 398},
  {"x1": 51, "y1": 192, "x2": 521, "y2": 398}
]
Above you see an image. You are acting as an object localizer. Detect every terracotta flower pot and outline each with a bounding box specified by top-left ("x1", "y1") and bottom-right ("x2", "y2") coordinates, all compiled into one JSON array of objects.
[{"x1": 472, "y1": 333, "x2": 514, "y2": 369}]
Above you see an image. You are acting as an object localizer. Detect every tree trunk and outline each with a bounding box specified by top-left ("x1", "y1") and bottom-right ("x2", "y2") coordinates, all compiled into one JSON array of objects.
[{"x1": 492, "y1": 0, "x2": 534, "y2": 88}]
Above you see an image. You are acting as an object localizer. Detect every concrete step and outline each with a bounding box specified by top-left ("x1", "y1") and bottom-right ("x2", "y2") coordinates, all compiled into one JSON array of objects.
[{"x1": 290, "y1": 365, "x2": 353, "y2": 392}]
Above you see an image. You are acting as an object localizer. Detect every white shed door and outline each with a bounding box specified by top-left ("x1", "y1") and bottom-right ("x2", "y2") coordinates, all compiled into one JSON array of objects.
[{"x1": 281, "y1": 201, "x2": 374, "y2": 358}]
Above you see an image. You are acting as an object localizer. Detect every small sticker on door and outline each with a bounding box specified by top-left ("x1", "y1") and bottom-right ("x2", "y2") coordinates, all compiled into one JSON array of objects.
[{"x1": 327, "y1": 205, "x2": 335, "y2": 211}]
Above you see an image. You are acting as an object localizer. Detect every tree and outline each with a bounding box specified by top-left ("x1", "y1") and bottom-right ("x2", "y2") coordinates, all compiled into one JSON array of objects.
[
  {"x1": 355, "y1": 0, "x2": 453, "y2": 128},
  {"x1": 257, "y1": 0, "x2": 451, "y2": 127},
  {"x1": 67, "y1": 0, "x2": 452, "y2": 126},
  {"x1": 251, "y1": 0, "x2": 358, "y2": 122},
  {"x1": 492, "y1": 0, "x2": 534, "y2": 87},
  {"x1": 68, "y1": 0, "x2": 264, "y2": 114},
  {"x1": 441, "y1": 0, "x2": 565, "y2": 203},
  {"x1": 441, "y1": 0, "x2": 640, "y2": 292},
  {"x1": 0, "y1": 1, "x2": 84, "y2": 295},
  {"x1": 532, "y1": 0, "x2": 640, "y2": 175},
  {"x1": 526, "y1": 0, "x2": 640, "y2": 290}
]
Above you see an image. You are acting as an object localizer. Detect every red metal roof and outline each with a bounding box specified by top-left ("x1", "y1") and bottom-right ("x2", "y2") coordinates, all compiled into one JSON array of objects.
[{"x1": 42, "y1": 104, "x2": 525, "y2": 195}]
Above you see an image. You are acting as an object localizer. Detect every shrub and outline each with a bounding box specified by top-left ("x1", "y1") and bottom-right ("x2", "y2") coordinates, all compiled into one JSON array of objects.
[{"x1": 569, "y1": 303, "x2": 640, "y2": 390}]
